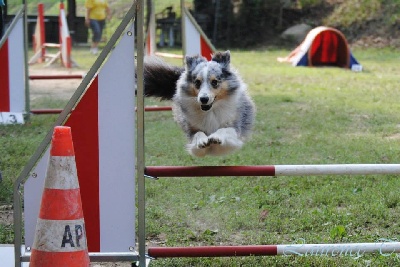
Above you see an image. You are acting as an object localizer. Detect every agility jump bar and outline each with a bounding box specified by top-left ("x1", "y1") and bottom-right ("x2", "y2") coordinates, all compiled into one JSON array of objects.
[
  {"x1": 29, "y1": 74, "x2": 85, "y2": 80},
  {"x1": 148, "y1": 242, "x2": 400, "y2": 258},
  {"x1": 145, "y1": 164, "x2": 400, "y2": 178},
  {"x1": 31, "y1": 106, "x2": 172, "y2": 115}
]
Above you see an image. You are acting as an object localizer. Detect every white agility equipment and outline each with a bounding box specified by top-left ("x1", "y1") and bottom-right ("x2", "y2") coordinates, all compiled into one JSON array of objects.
[
  {"x1": 13, "y1": 3, "x2": 138, "y2": 266},
  {"x1": 181, "y1": 3, "x2": 216, "y2": 60},
  {"x1": 0, "y1": 7, "x2": 27, "y2": 124},
  {"x1": 24, "y1": 22, "x2": 135, "y2": 253}
]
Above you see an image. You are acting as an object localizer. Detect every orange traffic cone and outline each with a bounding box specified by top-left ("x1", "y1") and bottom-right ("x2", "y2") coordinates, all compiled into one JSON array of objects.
[{"x1": 30, "y1": 126, "x2": 90, "y2": 267}]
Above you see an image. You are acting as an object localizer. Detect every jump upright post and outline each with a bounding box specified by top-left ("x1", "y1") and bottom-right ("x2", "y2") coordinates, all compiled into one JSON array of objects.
[{"x1": 29, "y1": 1, "x2": 74, "y2": 68}]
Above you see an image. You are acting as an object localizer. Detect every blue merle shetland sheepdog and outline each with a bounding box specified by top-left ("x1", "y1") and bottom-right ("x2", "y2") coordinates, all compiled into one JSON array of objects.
[{"x1": 143, "y1": 50, "x2": 255, "y2": 157}]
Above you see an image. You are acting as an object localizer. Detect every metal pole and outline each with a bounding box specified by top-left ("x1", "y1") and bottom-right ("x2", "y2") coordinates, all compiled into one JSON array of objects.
[
  {"x1": 180, "y1": 0, "x2": 186, "y2": 60},
  {"x1": 14, "y1": 1, "x2": 28, "y2": 264},
  {"x1": 212, "y1": 0, "x2": 220, "y2": 45},
  {"x1": 136, "y1": 0, "x2": 146, "y2": 266},
  {"x1": 23, "y1": 0, "x2": 30, "y2": 120}
]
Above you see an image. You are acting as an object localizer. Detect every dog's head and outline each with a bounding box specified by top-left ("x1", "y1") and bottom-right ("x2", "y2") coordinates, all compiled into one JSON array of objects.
[{"x1": 183, "y1": 50, "x2": 239, "y2": 111}]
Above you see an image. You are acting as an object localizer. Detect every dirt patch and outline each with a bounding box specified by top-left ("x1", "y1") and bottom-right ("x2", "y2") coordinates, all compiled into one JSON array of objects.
[
  {"x1": 0, "y1": 205, "x2": 13, "y2": 225},
  {"x1": 29, "y1": 67, "x2": 86, "y2": 101},
  {"x1": 385, "y1": 133, "x2": 400, "y2": 140}
]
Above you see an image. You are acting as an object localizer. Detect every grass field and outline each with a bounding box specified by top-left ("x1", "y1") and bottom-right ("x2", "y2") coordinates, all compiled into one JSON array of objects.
[{"x1": 1, "y1": 46, "x2": 400, "y2": 266}]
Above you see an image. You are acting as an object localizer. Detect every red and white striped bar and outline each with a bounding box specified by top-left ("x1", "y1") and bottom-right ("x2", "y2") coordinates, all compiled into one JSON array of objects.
[
  {"x1": 30, "y1": 109, "x2": 63, "y2": 115},
  {"x1": 29, "y1": 74, "x2": 85, "y2": 80},
  {"x1": 141, "y1": 106, "x2": 172, "y2": 112},
  {"x1": 148, "y1": 242, "x2": 400, "y2": 258},
  {"x1": 145, "y1": 164, "x2": 400, "y2": 178},
  {"x1": 30, "y1": 106, "x2": 172, "y2": 115}
]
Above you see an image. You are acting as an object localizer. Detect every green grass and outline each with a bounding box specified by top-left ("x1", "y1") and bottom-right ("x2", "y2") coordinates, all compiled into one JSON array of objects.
[{"x1": 2, "y1": 47, "x2": 400, "y2": 266}]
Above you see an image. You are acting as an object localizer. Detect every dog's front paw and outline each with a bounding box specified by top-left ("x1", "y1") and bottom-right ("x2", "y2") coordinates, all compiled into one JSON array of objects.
[
  {"x1": 193, "y1": 131, "x2": 209, "y2": 148},
  {"x1": 208, "y1": 135, "x2": 222, "y2": 145},
  {"x1": 187, "y1": 132, "x2": 210, "y2": 157}
]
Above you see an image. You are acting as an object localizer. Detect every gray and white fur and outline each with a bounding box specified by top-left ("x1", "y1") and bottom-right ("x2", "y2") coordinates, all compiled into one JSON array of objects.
[{"x1": 144, "y1": 50, "x2": 255, "y2": 157}]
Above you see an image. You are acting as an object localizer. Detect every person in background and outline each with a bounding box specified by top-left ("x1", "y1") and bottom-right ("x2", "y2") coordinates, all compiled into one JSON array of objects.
[
  {"x1": 0, "y1": 0, "x2": 5, "y2": 39},
  {"x1": 85, "y1": 0, "x2": 111, "y2": 55}
]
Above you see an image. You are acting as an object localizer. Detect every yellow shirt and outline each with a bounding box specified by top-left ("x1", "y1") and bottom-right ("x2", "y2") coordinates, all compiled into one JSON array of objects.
[{"x1": 85, "y1": 0, "x2": 109, "y2": 20}]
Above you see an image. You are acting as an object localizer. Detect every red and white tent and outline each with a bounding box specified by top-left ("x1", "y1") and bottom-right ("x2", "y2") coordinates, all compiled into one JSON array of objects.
[
  {"x1": 277, "y1": 26, "x2": 362, "y2": 71},
  {"x1": 24, "y1": 24, "x2": 136, "y2": 253}
]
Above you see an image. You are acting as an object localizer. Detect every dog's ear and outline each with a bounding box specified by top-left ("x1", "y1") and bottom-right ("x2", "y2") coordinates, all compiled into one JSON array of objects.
[
  {"x1": 185, "y1": 55, "x2": 207, "y2": 72},
  {"x1": 211, "y1": 50, "x2": 231, "y2": 69}
]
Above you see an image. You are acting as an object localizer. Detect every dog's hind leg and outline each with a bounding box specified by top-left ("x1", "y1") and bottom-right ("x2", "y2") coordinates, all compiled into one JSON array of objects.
[
  {"x1": 186, "y1": 131, "x2": 209, "y2": 157},
  {"x1": 207, "y1": 127, "x2": 244, "y2": 156}
]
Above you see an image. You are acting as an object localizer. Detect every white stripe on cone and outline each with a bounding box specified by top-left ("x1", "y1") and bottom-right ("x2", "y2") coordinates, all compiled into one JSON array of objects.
[
  {"x1": 45, "y1": 157, "x2": 79, "y2": 189},
  {"x1": 32, "y1": 218, "x2": 87, "y2": 252}
]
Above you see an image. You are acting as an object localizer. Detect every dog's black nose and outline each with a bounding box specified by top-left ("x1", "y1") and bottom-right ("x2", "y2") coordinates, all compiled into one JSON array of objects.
[{"x1": 199, "y1": 96, "x2": 209, "y2": 104}]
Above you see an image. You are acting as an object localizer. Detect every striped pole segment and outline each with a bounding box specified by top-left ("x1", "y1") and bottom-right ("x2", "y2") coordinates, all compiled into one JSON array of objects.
[
  {"x1": 30, "y1": 106, "x2": 172, "y2": 115},
  {"x1": 30, "y1": 126, "x2": 90, "y2": 266},
  {"x1": 154, "y1": 52, "x2": 184, "y2": 59},
  {"x1": 145, "y1": 2, "x2": 156, "y2": 55},
  {"x1": 59, "y1": 2, "x2": 72, "y2": 68},
  {"x1": 145, "y1": 164, "x2": 400, "y2": 178},
  {"x1": 29, "y1": 74, "x2": 85, "y2": 80},
  {"x1": 31, "y1": 3, "x2": 46, "y2": 63},
  {"x1": 30, "y1": 109, "x2": 64, "y2": 115},
  {"x1": 148, "y1": 242, "x2": 400, "y2": 258}
]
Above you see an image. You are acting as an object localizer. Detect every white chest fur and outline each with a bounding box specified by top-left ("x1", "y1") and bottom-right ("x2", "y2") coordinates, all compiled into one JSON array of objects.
[{"x1": 187, "y1": 98, "x2": 238, "y2": 135}]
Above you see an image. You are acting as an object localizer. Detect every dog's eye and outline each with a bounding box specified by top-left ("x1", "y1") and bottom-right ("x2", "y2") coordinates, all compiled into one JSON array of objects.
[
  {"x1": 211, "y1": 80, "x2": 219, "y2": 88},
  {"x1": 194, "y1": 79, "x2": 201, "y2": 89}
]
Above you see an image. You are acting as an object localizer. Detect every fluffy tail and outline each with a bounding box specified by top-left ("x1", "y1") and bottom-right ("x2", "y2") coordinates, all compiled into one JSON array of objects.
[{"x1": 143, "y1": 56, "x2": 184, "y2": 100}]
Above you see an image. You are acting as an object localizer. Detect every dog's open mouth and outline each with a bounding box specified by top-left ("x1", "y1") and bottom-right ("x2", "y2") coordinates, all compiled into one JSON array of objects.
[{"x1": 200, "y1": 104, "x2": 213, "y2": 111}]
